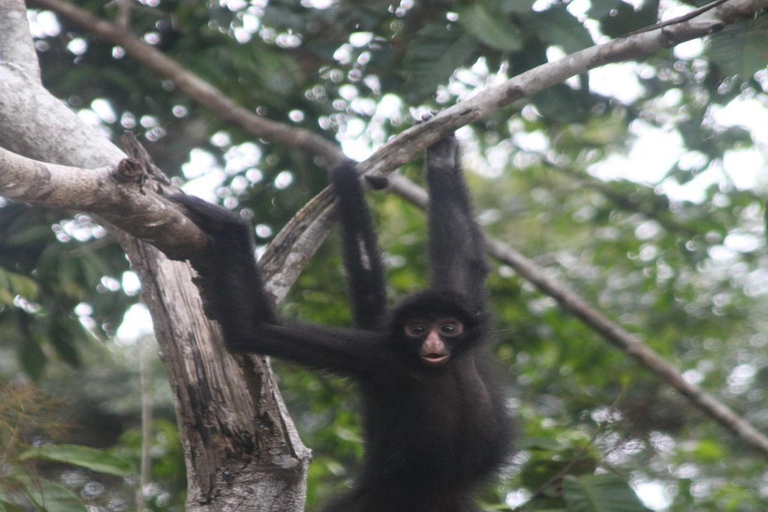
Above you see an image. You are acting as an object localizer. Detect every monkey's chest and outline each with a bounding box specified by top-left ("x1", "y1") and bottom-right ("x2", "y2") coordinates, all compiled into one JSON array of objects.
[{"x1": 363, "y1": 372, "x2": 502, "y2": 480}]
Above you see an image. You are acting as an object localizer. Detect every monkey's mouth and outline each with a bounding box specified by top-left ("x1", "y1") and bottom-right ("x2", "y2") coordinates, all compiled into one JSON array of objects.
[{"x1": 422, "y1": 353, "x2": 450, "y2": 366}]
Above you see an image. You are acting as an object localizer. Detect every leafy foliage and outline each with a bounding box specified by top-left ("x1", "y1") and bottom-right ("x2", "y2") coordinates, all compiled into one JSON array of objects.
[{"x1": 19, "y1": 445, "x2": 133, "y2": 477}]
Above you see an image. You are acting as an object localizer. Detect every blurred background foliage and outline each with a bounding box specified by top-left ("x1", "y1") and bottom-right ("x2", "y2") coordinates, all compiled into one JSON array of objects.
[{"x1": 1, "y1": 0, "x2": 768, "y2": 510}]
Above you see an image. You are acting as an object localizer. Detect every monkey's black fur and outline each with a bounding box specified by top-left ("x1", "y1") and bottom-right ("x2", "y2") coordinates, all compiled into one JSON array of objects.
[{"x1": 169, "y1": 135, "x2": 514, "y2": 512}]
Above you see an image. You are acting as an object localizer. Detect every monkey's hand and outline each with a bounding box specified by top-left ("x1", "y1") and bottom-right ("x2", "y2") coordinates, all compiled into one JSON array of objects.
[
  {"x1": 164, "y1": 192, "x2": 254, "y2": 281},
  {"x1": 165, "y1": 194, "x2": 247, "y2": 238},
  {"x1": 165, "y1": 194, "x2": 275, "y2": 327},
  {"x1": 426, "y1": 133, "x2": 459, "y2": 172}
]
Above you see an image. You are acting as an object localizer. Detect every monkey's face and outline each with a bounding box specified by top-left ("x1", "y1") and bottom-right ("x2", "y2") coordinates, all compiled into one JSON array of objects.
[
  {"x1": 403, "y1": 317, "x2": 465, "y2": 366},
  {"x1": 389, "y1": 289, "x2": 484, "y2": 368}
]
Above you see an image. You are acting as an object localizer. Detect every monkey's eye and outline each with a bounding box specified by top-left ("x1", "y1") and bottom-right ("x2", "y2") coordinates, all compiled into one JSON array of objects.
[
  {"x1": 405, "y1": 322, "x2": 427, "y2": 338},
  {"x1": 438, "y1": 319, "x2": 464, "y2": 337}
]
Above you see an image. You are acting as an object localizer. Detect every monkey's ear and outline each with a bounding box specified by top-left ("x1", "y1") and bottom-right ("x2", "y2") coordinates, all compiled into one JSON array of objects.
[{"x1": 365, "y1": 175, "x2": 389, "y2": 190}]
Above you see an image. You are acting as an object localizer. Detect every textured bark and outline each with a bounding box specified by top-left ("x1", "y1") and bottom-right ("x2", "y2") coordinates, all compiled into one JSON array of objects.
[{"x1": 122, "y1": 238, "x2": 310, "y2": 511}]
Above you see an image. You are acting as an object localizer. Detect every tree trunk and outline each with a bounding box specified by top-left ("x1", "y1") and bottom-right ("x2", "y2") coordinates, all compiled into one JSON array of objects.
[{"x1": 0, "y1": 2, "x2": 310, "y2": 510}]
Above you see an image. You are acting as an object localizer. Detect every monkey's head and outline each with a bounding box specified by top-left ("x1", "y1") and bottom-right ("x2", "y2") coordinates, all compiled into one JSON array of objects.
[{"x1": 389, "y1": 290, "x2": 486, "y2": 367}]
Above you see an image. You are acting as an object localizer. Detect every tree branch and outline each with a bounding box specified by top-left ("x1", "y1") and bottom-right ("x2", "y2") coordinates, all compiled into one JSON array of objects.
[
  {"x1": 0, "y1": 0, "x2": 40, "y2": 78},
  {"x1": 0, "y1": 145, "x2": 208, "y2": 258}
]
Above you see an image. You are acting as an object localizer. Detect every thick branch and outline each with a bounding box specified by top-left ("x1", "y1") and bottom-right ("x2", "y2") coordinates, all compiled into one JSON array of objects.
[
  {"x1": 0, "y1": 146, "x2": 208, "y2": 257},
  {"x1": 0, "y1": 0, "x2": 40, "y2": 78}
]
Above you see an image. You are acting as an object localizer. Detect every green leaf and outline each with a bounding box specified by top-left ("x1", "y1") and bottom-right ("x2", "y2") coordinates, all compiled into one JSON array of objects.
[
  {"x1": 403, "y1": 22, "x2": 480, "y2": 101},
  {"x1": 518, "y1": 437, "x2": 563, "y2": 451},
  {"x1": 709, "y1": 18, "x2": 768, "y2": 79},
  {"x1": 500, "y1": 0, "x2": 537, "y2": 14},
  {"x1": 533, "y1": 84, "x2": 590, "y2": 123},
  {"x1": 48, "y1": 317, "x2": 81, "y2": 367},
  {"x1": 564, "y1": 474, "x2": 650, "y2": 512},
  {"x1": 524, "y1": 6, "x2": 594, "y2": 53},
  {"x1": 19, "y1": 333, "x2": 46, "y2": 381},
  {"x1": 0, "y1": 269, "x2": 39, "y2": 305},
  {"x1": 599, "y1": 0, "x2": 660, "y2": 38},
  {"x1": 13, "y1": 476, "x2": 87, "y2": 512},
  {"x1": 0, "y1": 501, "x2": 24, "y2": 512},
  {"x1": 456, "y1": 3, "x2": 522, "y2": 52},
  {"x1": 690, "y1": 439, "x2": 724, "y2": 462},
  {"x1": 588, "y1": 0, "x2": 620, "y2": 21},
  {"x1": 20, "y1": 445, "x2": 134, "y2": 477},
  {"x1": 8, "y1": 273, "x2": 39, "y2": 300}
]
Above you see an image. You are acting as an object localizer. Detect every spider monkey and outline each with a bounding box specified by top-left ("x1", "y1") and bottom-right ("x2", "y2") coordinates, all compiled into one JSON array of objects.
[{"x1": 168, "y1": 134, "x2": 514, "y2": 512}]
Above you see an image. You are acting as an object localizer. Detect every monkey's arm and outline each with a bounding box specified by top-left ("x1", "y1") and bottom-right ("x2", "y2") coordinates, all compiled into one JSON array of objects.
[
  {"x1": 167, "y1": 194, "x2": 391, "y2": 378},
  {"x1": 426, "y1": 135, "x2": 489, "y2": 313},
  {"x1": 330, "y1": 162, "x2": 388, "y2": 330},
  {"x1": 166, "y1": 194, "x2": 277, "y2": 330},
  {"x1": 230, "y1": 323, "x2": 391, "y2": 377}
]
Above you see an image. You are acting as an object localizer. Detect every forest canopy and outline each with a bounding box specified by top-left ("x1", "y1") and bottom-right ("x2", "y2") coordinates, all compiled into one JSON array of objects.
[{"x1": 0, "y1": 0, "x2": 767, "y2": 511}]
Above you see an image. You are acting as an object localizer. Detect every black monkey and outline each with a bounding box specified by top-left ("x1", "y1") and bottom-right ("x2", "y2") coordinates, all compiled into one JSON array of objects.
[{"x1": 169, "y1": 135, "x2": 514, "y2": 512}]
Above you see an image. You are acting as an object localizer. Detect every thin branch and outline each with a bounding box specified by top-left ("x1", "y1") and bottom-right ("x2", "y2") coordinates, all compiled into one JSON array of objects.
[{"x1": 624, "y1": 0, "x2": 730, "y2": 36}]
